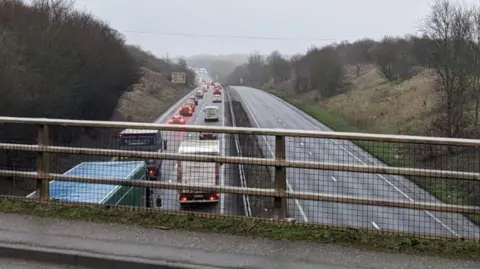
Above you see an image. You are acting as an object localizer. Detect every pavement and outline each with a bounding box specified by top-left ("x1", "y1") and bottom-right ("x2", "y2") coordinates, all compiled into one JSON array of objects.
[
  {"x1": 0, "y1": 258, "x2": 89, "y2": 269},
  {"x1": 151, "y1": 76, "x2": 243, "y2": 216},
  {"x1": 0, "y1": 213, "x2": 478, "y2": 269},
  {"x1": 229, "y1": 86, "x2": 480, "y2": 239}
]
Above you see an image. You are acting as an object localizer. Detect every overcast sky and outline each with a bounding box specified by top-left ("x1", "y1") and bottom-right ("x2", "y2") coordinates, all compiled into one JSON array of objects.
[{"x1": 71, "y1": 0, "x2": 475, "y2": 57}]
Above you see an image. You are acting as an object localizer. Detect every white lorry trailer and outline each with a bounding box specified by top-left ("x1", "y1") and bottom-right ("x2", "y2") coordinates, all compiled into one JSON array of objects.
[{"x1": 177, "y1": 140, "x2": 220, "y2": 204}]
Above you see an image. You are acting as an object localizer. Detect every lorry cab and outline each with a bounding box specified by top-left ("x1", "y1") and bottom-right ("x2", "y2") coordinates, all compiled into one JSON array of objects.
[{"x1": 118, "y1": 129, "x2": 166, "y2": 181}]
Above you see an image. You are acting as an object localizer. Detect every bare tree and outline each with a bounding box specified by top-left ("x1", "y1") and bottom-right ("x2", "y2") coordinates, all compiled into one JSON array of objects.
[
  {"x1": 247, "y1": 52, "x2": 266, "y2": 87},
  {"x1": 370, "y1": 36, "x2": 416, "y2": 82},
  {"x1": 422, "y1": 0, "x2": 474, "y2": 137},
  {"x1": 472, "y1": 7, "x2": 480, "y2": 132},
  {"x1": 267, "y1": 50, "x2": 290, "y2": 84},
  {"x1": 344, "y1": 39, "x2": 376, "y2": 77}
]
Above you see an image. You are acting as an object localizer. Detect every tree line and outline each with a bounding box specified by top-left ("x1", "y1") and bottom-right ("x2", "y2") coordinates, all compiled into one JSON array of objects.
[
  {"x1": 0, "y1": 0, "x2": 194, "y2": 193},
  {"x1": 227, "y1": 0, "x2": 480, "y2": 139}
]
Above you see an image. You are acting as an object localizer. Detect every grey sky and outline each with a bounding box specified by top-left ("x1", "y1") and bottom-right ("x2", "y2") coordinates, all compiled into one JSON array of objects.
[{"x1": 72, "y1": 0, "x2": 473, "y2": 57}]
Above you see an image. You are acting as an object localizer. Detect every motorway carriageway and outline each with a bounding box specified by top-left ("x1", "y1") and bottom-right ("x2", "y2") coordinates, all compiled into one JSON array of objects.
[
  {"x1": 151, "y1": 78, "x2": 243, "y2": 216},
  {"x1": 229, "y1": 86, "x2": 480, "y2": 239}
]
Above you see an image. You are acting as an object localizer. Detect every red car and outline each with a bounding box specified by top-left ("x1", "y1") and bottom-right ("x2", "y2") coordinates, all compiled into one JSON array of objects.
[
  {"x1": 179, "y1": 105, "x2": 193, "y2": 116},
  {"x1": 168, "y1": 115, "x2": 186, "y2": 124},
  {"x1": 185, "y1": 102, "x2": 195, "y2": 111}
]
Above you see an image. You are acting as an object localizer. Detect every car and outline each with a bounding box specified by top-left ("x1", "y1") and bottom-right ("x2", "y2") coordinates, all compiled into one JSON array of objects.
[
  {"x1": 195, "y1": 90, "x2": 204, "y2": 99},
  {"x1": 185, "y1": 101, "x2": 196, "y2": 111},
  {"x1": 203, "y1": 106, "x2": 220, "y2": 122},
  {"x1": 189, "y1": 96, "x2": 198, "y2": 105},
  {"x1": 168, "y1": 115, "x2": 186, "y2": 124},
  {"x1": 213, "y1": 89, "x2": 221, "y2": 95},
  {"x1": 179, "y1": 105, "x2": 193, "y2": 116},
  {"x1": 203, "y1": 86, "x2": 208, "y2": 92},
  {"x1": 199, "y1": 132, "x2": 218, "y2": 140},
  {"x1": 212, "y1": 94, "x2": 222, "y2": 103}
]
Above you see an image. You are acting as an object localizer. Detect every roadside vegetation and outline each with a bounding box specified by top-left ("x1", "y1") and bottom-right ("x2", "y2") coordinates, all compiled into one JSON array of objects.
[
  {"x1": 226, "y1": 0, "x2": 480, "y2": 221},
  {"x1": 1, "y1": 198, "x2": 479, "y2": 260},
  {"x1": 0, "y1": 0, "x2": 194, "y2": 195}
]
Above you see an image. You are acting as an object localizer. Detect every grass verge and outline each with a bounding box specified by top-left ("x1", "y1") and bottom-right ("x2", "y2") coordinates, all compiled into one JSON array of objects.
[{"x1": 0, "y1": 198, "x2": 479, "y2": 260}]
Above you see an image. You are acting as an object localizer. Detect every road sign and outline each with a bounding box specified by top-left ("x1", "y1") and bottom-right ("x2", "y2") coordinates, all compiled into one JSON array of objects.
[{"x1": 171, "y1": 72, "x2": 187, "y2": 84}]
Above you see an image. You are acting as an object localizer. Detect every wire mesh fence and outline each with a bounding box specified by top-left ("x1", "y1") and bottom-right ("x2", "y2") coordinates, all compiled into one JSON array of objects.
[{"x1": 0, "y1": 116, "x2": 478, "y2": 241}]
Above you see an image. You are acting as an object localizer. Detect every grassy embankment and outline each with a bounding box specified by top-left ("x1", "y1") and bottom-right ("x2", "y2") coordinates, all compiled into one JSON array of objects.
[{"x1": 264, "y1": 65, "x2": 478, "y2": 208}]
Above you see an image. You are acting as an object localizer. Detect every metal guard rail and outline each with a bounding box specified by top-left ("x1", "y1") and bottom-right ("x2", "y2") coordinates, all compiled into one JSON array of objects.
[
  {"x1": 0, "y1": 116, "x2": 479, "y2": 222},
  {"x1": 0, "y1": 116, "x2": 479, "y2": 146},
  {"x1": 0, "y1": 169, "x2": 478, "y2": 214},
  {"x1": 0, "y1": 143, "x2": 478, "y2": 181}
]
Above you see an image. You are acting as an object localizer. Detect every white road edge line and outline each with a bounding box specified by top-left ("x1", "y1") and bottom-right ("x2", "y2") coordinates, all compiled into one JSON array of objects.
[
  {"x1": 371, "y1": 221, "x2": 380, "y2": 230},
  {"x1": 238, "y1": 89, "x2": 308, "y2": 222},
  {"x1": 271, "y1": 92, "x2": 461, "y2": 237},
  {"x1": 220, "y1": 90, "x2": 226, "y2": 215}
]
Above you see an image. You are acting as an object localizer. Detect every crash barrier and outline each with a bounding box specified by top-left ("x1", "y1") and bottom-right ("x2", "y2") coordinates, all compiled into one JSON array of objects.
[{"x1": 0, "y1": 116, "x2": 478, "y2": 240}]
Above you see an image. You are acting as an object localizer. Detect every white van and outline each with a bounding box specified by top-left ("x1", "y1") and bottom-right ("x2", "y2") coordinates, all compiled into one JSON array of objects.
[
  {"x1": 203, "y1": 106, "x2": 220, "y2": 122},
  {"x1": 212, "y1": 94, "x2": 222, "y2": 103}
]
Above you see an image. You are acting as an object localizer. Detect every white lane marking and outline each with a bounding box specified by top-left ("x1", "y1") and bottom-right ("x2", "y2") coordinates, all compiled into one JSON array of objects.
[
  {"x1": 267, "y1": 91, "x2": 460, "y2": 237},
  {"x1": 239, "y1": 89, "x2": 308, "y2": 222},
  {"x1": 220, "y1": 91, "x2": 226, "y2": 215},
  {"x1": 331, "y1": 176, "x2": 337, "y2": 182},
  {"x1": 371, "y1": 221, "x2": 380, "y2": 230},
  {"x1": 338, "y1": 145, "x2": 364, "y2": 163}
]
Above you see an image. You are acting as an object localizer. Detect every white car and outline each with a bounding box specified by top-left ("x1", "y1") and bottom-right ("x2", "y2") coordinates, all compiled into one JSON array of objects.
[
  {"x1": 195, "y1": 90, "x2": 204, "y2": 99},
  {"x1": 203, "y1": 106, "x2": 220, "y2": 122},
  {"x1": 212, "y1": 94, "x2": 222, "y2": 103}
]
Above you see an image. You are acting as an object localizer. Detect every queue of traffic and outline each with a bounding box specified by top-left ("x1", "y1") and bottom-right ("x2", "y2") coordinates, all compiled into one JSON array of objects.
[
  {"x1": 28, "y1": 83, "x2": 224, "y2": 209},
  {"x1": 168, "y1": 82, "x2": 223, "y2": 124},
  {"x1": 165, "y1": 82, "x2": 223, "y2": 206}
]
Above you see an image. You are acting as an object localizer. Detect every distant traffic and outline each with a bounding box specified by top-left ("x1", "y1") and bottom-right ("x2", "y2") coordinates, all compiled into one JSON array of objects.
[{"x1": 29, "y1": 79, "x2": 226, "y2": 210}]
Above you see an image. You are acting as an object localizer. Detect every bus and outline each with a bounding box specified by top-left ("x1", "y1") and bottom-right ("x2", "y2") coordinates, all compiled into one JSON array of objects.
[
  {"x1": 118, "y1": 129, "x2": 167, "y2": 181},
  {"x1": 27, "y1": 161, "x2": 148, "y2": 207}
]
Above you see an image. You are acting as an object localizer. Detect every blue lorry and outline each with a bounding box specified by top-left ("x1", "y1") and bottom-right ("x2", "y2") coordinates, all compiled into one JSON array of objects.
[{"x1": 27, "y1": 161, "x2": 148, "y2": 207}]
